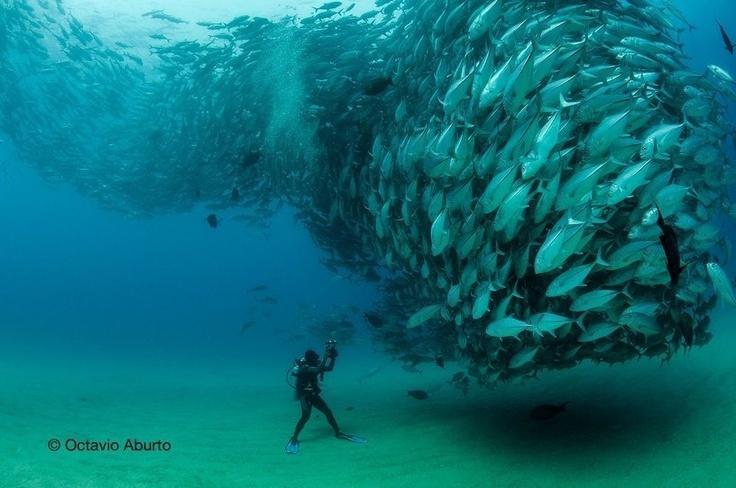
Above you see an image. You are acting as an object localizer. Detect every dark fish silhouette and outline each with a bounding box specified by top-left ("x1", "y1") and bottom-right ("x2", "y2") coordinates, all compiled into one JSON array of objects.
[
  {"x1": 434, "y1": 355, "x2": 445, "y2": 368},
  {"x1": 248, "y1": 284, "x2": 268, "y2": 292},
  {"x1": 240, "y1": 320, "x2": 255, "y2": 334},
  {"x1": 407, "y1": 389, "x2": 429, "y2": 400},
  {"x1": 363, "y1": 268, "x2": 381, "y2": 282},
  {"x1": 231, "y1": 187, "x2": 241, "y2": 202},
  {"x1": 529, "y1": 402, "x2": 568, "y2": 420},
  {"x1": 345, "y1": 406, "x2": 355, "y2": 411},
  {"x1": 206, "y1": 214, "x2": 218, "y2": 228},
  {"x1": 655, "y1": 205, "x2": 687, "y2": 286},
  {"x1": 241, "y1": 149, "x2": 261, "y2": 169},
  {"x1": 364, "y1": 76, "x2": 392, "y2": 95},
  {"x1": 671, "y1": 309, "x2": 694, "y2": 347},
  {"x1": 364, "y1": 312, "x2": 384, "y2": 328},
  {"x1": 681, "y1": 325, "x2": 694, "y2": 347},
  {"x1": 717, "y1": 20, "x2": 734, "y2": 55}
]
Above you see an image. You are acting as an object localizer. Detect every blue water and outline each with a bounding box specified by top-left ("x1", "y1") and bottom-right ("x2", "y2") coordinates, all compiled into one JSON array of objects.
[{"x1": 0, "y1": 141, "x2": 377, "y2": 366}]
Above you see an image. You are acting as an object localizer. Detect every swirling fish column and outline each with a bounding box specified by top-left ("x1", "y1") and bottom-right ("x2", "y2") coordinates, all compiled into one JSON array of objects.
[{"x1": 336, "y1": 0, "x2": 735, "y2": 383}]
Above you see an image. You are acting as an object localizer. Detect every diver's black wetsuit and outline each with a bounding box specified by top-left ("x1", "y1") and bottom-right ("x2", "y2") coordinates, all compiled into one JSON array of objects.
[{"x1": 291, "y1": 354, "x2": 340, "y2": 440}]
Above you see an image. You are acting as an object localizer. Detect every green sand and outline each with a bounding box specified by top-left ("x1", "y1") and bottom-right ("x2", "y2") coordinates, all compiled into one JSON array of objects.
[{"x1": 2, "y1": 312, "x2": 735, "y2": 488}]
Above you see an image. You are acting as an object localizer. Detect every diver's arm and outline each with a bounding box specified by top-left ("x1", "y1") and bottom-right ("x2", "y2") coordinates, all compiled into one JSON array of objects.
[{"x1": 321, "y1": 353, "x2": 337, "y2": 372}]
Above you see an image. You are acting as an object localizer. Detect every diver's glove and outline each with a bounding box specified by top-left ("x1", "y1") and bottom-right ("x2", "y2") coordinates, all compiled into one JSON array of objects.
[{"x1": 327, "y1": 348, "x2": 339, "y2": 359}]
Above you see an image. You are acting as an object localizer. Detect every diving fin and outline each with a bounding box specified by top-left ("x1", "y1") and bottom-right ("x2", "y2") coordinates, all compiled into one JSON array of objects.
[
  {"x1": 337, "y1": 432, "x2": 367, "y2": 443},
  {"x1": 285, "y1": 438, "x2": 299, "y2": 454}
]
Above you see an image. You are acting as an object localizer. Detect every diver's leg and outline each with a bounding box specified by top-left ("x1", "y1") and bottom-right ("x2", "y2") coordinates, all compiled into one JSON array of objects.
[
  {"x1": 292, "y1": 397, "x2": 312, "y2": 440},
  {"x1": 311, "y1": 395, "x2": 340, "y2": 436}
]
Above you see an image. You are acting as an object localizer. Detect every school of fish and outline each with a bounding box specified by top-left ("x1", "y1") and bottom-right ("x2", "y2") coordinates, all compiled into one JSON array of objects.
[{"x1": 2, "y1": 0, "x2": 736, "y2": 384}]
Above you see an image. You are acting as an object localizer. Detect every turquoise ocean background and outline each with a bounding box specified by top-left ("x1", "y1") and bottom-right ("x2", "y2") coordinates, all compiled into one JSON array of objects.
[{"x1": 1, "y1": 1, "x2": 736, "y2": 486}]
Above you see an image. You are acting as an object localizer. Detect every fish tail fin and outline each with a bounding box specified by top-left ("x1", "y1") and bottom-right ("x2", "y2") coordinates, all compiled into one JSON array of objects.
[
  {"x1": 621, "y1": 283, "x2": 634, "y2": 301},
  {"x1": 575, "y1": 312, "x2": 588, "y2": 331},
  {"x1": 594, "y1": 248, "x2": 610, "y2": 268},
  {"x1": 559, "y1": 93, "x2": 580, "y2": 108},
  {"x1": 511, "y1": 281, "x2": 523, "y2": 299},
  {"x1": 654, "y1": 202, "x2": 666, "y2": 225}
]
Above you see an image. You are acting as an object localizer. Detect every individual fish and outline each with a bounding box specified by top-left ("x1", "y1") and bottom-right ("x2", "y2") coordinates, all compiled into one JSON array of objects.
[
  {"x1": 364, "y1": 76, "x2": 392, "y2": 96},
  {"x1": 655, "y1": 204, "x2": 687, "y2": 286},
  {"x1": 570, "y1": 289, "x2": 619, "y2": 312},
  {"x1": 706, "y1": 262, "x2": 736, "y2": 306},
  {"x1": 509, "y1": 346, "x2": 540, "y2": 369},
  {"x1": 206, "y1": 214, "x2": 218, "y2": 229},
  {"x1": 546, "y1": 263, "x2": 595, "y2": 297},
  {"x1": 530, "y1": 313, "x2": 575, "y2": 335},
  {"x1": 578, "y1": 322, "x2": 620, "y2": 343},
  {"x1": 364, "y1": 312, "x2": 384, "y2": 328},
  {"x1": 407, "y1": 390, "x2": 429, "y2": 400},
  {"x1": 485, "y1": 317, "x2": 535, "y2": 339},
  {"x1": 248, "y1": 285, "x2": 268, "y2": 292},
  {"x1": 241, "y1": 150, "x2": 261, "y2": 169},
  {"x1": 434, "y1": 355, "x2": 445, "y2": 368},
  {"x1": 407, "y1": 304, "x2": 441, "y2": 329},
  {"x1": 717, "y1": 21, "x2": 734, "y2": 55},
  {"x1": 240, "y1": 321, "x2": 255, "y2": 334},
  {"x1": 357, "y1": 365, "x2": 384, "y2": 383},
  {"x1": 231, "y1": 187, "x2": 241, "y2": 202},
  {"x1": 316, "y1": 1, "x2": 342, "y2": 10},
  {"x1": 529, "y1": 403, "x2": 568, "y2": 421},
  {"x1": 150, "y1": 12, "x2": 187, "y2": 24}
]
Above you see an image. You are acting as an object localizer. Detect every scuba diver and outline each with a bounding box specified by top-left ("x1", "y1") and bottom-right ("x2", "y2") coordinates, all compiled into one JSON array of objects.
[{"x1": 286, "y1": 340, "x2": 366, "y2": 454}]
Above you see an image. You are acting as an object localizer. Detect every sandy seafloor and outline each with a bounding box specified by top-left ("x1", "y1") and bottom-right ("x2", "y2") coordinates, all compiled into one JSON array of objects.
[{"x1": 1, "y1": 309, "x2": 734, "y2": 488}]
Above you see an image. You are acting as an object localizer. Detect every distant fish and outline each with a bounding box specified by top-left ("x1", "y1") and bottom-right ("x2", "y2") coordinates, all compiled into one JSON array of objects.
[
  {"x1": 364, "y1": 312, "x2": 384, "y2": 328},
  {"x1": 150, "y1": 12, "x2": 187, "y2": 24},
  {"x1": 231, "y1": 187, "x2": 241, "y2": 202},
  {"x1": 258, "y1": 296, "x2": 278, "y2": 304},
  {"x1": 316, "y1": 1, "x2": 342, "y2": 10},
  {"x1": 357, "y1": 364, "x2": 385, "y2": 383},
  {"x1": 717, "y1": 20, "x2": 734, "y2": 55},
  {"x1": 240, "y1": 320, "x2": 255, "y2": 334},
  {"x1": 248, "y1": 284, "x2": 268, "y2": 292},
  {"x1": 706, "y1": 262, "x2": 736, "y2": 306},
  {"x1": 241, "y1": 150, "x2": 261, "y2": 169},
  {"x1": 206, "y1": 214, "x2": 218, "y2": 228},
  {"x1": 363, "y1": 268, "x2": 381, "y2": 282},
  {"x1": 142, "y1": 9, "x2": 165, "y2": 17},
  {"x1": 655, "y1": 205, "x2": 687, "y2": 285},
  {"x1": 345, "y1": 406, "x2": 355, "y2": 411},
  {"x1": 364, "y1": 76, "x2": 393, "y2": 95},
  {"x1": 434, "y1": 355, "x2": 445, "y2": 368},
  {"x1": 407, "y1": 389, "x2": 429, "y2": 400},
  {"x1": 529, "y1": 402, "x2": 569, "y2": 420}
]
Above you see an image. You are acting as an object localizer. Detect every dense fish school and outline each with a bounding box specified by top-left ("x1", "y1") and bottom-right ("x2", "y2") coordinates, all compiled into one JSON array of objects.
[{"x1": 2, "y1": 0, "x2": 736, "y2": 384}]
